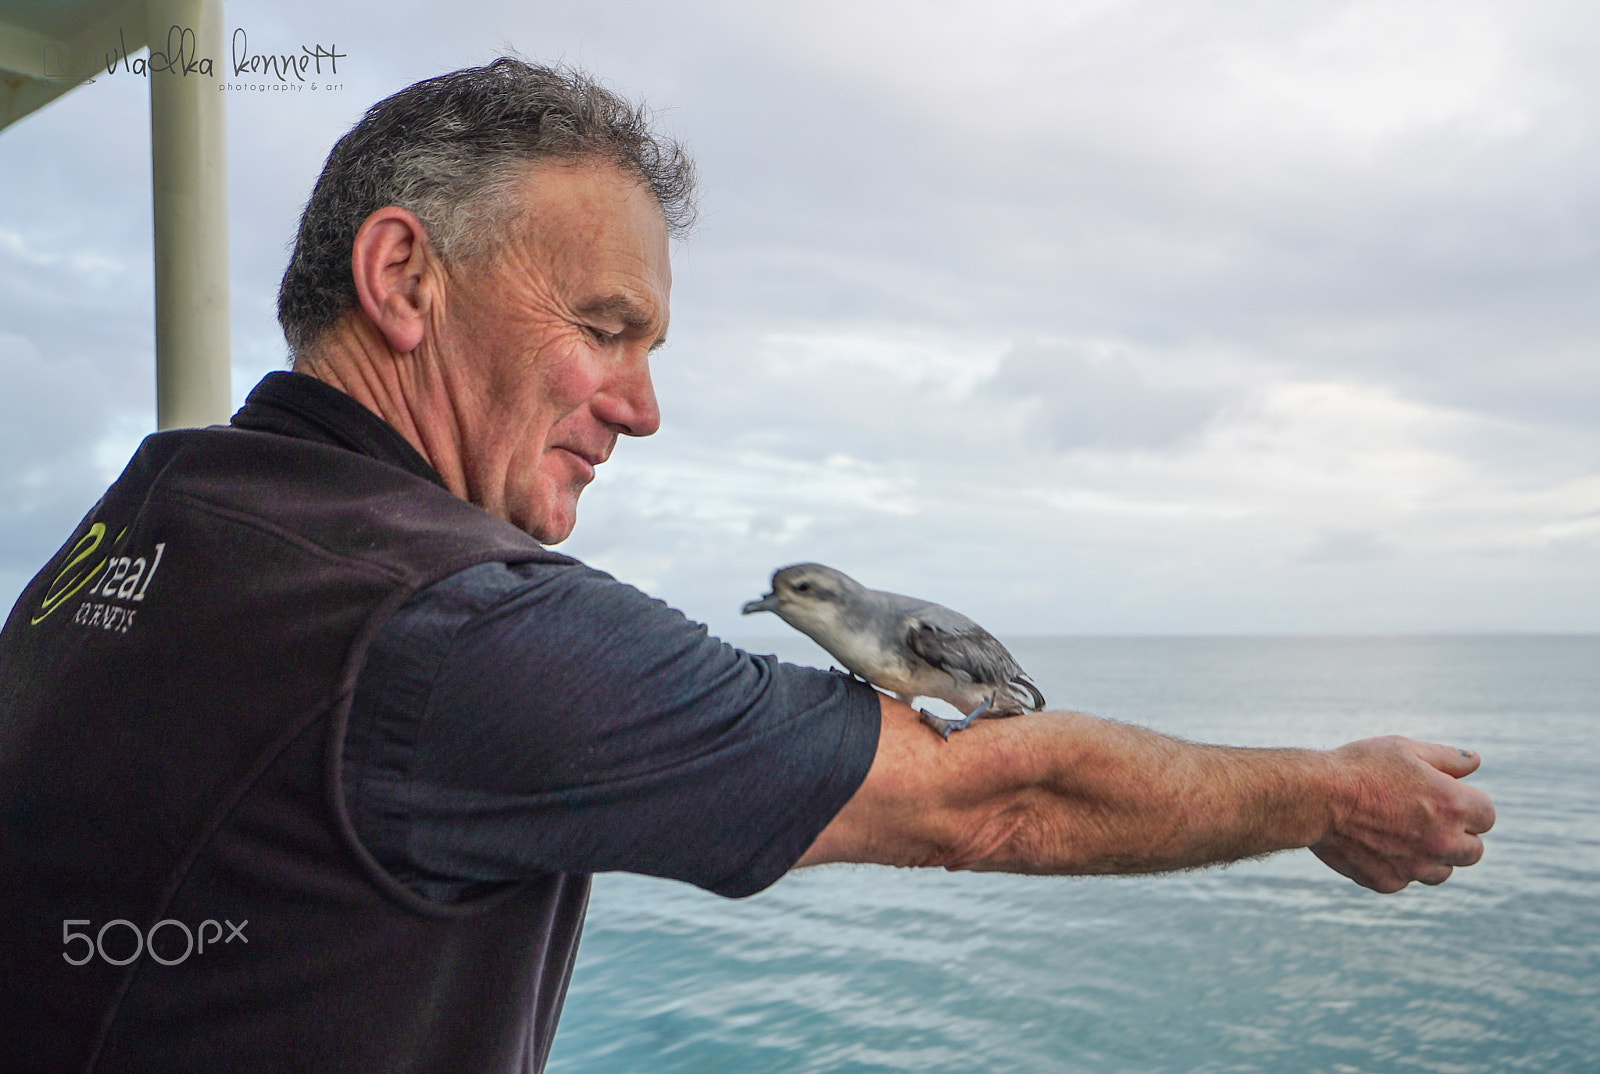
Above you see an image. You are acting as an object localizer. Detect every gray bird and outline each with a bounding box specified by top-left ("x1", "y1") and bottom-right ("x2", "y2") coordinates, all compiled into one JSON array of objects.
[{"x1": 741, "y1": 563, "x2": 1045, "y2": 739}]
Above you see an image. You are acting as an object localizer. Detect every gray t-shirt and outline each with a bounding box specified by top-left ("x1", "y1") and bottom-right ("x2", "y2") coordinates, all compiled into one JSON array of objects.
[{"x1": 342, "y1": 559, "x2": 882, "y2": 902}]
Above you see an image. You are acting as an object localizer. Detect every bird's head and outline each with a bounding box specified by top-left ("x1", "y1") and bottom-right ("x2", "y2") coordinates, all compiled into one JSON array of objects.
[{"x1": 741, "y1": 562, "x2": 862, "y2": 632}]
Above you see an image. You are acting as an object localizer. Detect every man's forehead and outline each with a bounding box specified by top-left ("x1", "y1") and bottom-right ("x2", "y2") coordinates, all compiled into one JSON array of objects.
[
  {"x1": 503, "y1": 161, "x2": 671, "y2": 308},
  {"x1": 509, "y1": 160, "x2": 667, "y2": 246}
]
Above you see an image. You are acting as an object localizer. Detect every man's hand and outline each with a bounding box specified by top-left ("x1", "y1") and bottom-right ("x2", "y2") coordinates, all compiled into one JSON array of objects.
[
  {"x1": 799, "y1": 695, "x2": 1496, "y2": 892},
  {"x1": 1310, "y1": 736, "x2": 1495, "y2": 893}
]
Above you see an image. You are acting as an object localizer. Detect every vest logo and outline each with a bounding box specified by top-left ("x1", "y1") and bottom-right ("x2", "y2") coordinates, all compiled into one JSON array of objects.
[{"x1": 30, "y1": 522, "x2": 166, "y2": 633}]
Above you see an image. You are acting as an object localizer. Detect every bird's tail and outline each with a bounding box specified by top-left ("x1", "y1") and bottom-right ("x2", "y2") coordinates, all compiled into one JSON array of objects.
[{"x1": 1007, "y1": 675, "x2": 1046, "y2": 712}]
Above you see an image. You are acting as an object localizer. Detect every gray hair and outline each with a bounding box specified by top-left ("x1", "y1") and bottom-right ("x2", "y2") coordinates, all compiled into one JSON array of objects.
[{"x1": 276, "y1": 58, "x2": 697, "y2": 356}]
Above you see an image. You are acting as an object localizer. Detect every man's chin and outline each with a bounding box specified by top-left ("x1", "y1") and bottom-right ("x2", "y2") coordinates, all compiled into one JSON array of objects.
[
  {"x1": 516, "y1": 497, "x2": 580, "y2": 545},
  {"x1": 529, "y1": 523, "x2": 575, "y2": 545}
]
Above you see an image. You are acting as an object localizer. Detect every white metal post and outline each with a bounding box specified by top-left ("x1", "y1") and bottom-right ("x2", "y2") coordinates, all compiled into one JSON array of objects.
[{"x1": 147, "y1": 0, "x2": 230, "y2": 429}]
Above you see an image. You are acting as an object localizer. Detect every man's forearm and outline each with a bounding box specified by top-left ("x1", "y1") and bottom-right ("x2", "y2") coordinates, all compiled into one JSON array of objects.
[
  {"x1": 801, "y1": 695, "x2": 1494, "y2": 893},
  {"x1": 965, "y1": 712, "x2": 1339, "y2": 875}
]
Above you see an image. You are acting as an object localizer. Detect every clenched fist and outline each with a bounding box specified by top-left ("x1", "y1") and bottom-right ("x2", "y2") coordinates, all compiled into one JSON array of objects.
[{"x1": 1311, "y1": 736, "x2": 1496, "y2": 893}]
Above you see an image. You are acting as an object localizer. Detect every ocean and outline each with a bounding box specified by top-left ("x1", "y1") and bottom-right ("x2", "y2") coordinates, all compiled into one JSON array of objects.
[{"x1": 545, "y1": 635, "x2": 1600, "y2": 1073}]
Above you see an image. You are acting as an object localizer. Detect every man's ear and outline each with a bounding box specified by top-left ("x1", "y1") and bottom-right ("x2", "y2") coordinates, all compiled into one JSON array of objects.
[{"x1": 348, "y1": 206, "x2": 441, "y2": 355}]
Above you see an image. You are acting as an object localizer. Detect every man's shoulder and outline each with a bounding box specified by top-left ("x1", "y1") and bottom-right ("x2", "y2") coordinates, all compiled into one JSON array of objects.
[
  {"x1": 104, "y1": 426, "x2": 574, "y2": 591},
  {"x1": 383, "y1": 558, "x2": 646, "y2": 647}
]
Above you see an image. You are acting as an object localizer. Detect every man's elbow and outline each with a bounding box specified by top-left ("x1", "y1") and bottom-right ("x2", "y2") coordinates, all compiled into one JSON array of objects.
[
  {"x1": 928, "y1": 789, "x2": 1065, "y2": 873},
  {"x1": 798, "y1": 701, "x2": 1074, "y2": 872},
  {"x1": 797, "y1": 785, "x2": 1046, "y2": 872}
]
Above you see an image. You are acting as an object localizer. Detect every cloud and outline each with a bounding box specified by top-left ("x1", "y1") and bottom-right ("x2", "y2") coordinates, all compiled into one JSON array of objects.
[
  {"x1": 982, "y1": 340, "x2": 1222, "y2": 452},
  {"x1": 1299, "y1": 528, "x2": 1392, "y2": 564},
  {"x1": 4, "y1": 0, "x2": 1598, "y2": 632},
  {"x1": 0, "y1": 333, "x2": 144, "y2": 582}
]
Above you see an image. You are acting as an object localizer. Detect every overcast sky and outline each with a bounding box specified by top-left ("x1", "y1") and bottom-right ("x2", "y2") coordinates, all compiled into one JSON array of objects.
[{"x1": 2, "y1": 0, "x2": 1596, "y2": 637}]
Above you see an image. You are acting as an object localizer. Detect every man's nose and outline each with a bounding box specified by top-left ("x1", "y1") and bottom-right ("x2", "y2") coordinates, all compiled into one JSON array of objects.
[{"x1": 594, "y1": 358, "x2": 661, "y2": 438}]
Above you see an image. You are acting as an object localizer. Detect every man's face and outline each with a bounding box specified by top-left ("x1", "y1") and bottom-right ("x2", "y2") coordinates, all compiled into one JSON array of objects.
[{"x1": 437, "y1": 161, "x2": 671, "y2": 543}]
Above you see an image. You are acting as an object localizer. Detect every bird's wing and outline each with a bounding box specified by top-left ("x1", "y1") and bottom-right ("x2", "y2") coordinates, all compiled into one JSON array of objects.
[
  {"x1": 903, "y1": 614, "x2": 1022, "y2": 687},
  {"x1": 896, "y1": 597, "x2": 983, "y2": 634},
  {"x1": 1010, "y1": 673, "x2": 1047, "y2": 711}
]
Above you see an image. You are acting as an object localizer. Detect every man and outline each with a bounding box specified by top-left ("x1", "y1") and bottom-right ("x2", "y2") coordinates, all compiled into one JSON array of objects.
[{"x1": 0, "y1": 59, "x2": 1493, "y2": 1073}]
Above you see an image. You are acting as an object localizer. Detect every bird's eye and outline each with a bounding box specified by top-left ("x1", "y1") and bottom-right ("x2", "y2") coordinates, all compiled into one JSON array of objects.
[{"x1": 794, "y1": 582, "x2": 811, "y2": 593}]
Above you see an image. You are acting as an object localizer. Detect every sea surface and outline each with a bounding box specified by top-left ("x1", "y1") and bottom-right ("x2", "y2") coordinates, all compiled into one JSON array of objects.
[{"x1": 545, "y1": 635, "x2": 1599, "y2": 1073}]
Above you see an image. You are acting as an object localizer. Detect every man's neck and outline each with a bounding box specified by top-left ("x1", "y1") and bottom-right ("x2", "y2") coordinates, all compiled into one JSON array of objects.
[{"x1": 293, "y1": 319, "x2": 472, "y2": 503}]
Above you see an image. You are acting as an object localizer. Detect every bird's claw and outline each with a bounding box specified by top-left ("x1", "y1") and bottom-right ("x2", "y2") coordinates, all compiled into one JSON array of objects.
[
  {"x1": 919, "y1": 696, "x2": 995, "y2": 741},
  {"x1": 919, "y1": 709, "x2": 957, "y2": 740}
]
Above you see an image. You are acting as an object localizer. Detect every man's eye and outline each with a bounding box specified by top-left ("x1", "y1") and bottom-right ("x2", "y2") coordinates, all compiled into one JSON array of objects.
[{"x1": 585, "y1": 326, "x2": 615, "y2": 343}]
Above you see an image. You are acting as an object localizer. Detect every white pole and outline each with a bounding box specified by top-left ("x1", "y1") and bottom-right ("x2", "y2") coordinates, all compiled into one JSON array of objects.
[{"x1": 147, "y1": 0, "x2": 230, "y2": 430}]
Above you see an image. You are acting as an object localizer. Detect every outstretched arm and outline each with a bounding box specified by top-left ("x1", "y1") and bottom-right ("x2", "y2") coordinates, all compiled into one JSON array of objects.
[{"x1": 798, "y1": 694, "x2": 1495, "y2": 893}]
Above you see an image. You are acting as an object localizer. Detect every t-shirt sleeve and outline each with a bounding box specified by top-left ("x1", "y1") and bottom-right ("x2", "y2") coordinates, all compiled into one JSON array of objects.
[{"x1": 342, "y1": 560, "x2": 882, "y2": 901}]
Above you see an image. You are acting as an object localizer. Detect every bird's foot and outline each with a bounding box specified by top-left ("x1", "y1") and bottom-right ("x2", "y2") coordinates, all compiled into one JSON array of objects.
[
  {"x1": 919, "y1": 696, "x2": 994, "y2": 741},
  {"x1": 918, "y1": 709, "x2": 958, "y2": 740}
]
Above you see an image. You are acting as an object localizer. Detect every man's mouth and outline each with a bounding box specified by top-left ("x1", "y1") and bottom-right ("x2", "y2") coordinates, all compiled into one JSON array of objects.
[
  {"x1": 561, "y1": 435, "x2": 615, "y2": 470},
  {"x1": 556, "y1": 445, "x2": 609, "y2": 483}
]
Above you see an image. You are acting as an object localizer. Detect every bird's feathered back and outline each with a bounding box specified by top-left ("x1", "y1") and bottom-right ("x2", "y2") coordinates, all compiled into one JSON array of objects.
[{"x1": 904, "y1": 618, "x2": 1045, "y2": 712}]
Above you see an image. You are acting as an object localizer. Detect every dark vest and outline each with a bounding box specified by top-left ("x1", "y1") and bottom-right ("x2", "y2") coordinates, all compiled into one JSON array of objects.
[{"x1": 0, "y1": 426, "x2": 588, "y2": 1073}]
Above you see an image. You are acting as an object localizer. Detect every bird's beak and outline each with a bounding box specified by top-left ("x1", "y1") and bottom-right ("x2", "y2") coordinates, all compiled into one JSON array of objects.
[{"x1": 742, "y1": 594, "x2": 779, "y2": 615}]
